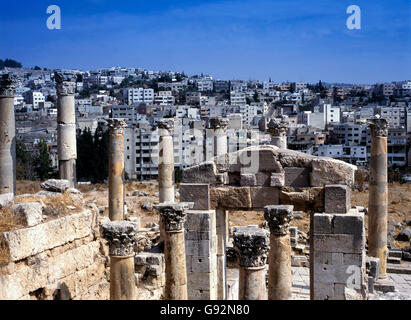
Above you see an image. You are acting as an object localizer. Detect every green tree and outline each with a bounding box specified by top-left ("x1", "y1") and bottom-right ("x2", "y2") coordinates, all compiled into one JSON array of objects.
[
  {"x1": 16, "y1": 139, "x2": 32, "y2": 180},
  {"x1": 33, "y1": 139, "x2": 53, "y2": 180}
]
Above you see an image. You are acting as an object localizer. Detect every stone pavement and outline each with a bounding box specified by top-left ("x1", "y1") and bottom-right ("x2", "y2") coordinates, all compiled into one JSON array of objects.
[{"x1": 228, "y1": 266, "x2": 411, "y2": 300}]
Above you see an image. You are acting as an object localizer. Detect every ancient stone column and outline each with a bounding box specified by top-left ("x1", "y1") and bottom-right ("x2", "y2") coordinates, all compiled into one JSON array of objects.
[
  {"x1": 158, "y1": 119, "x2": 175, "y2": 203},
  {"x1": 101, "y1": 220, "x2": 138, "y2": 300},
  {"x1": 154, "y1": 202, "x2": 193, "y2": 300},
  {"x1": 55, "y1": 71, "x2": 77, "y2": 187},
  {"x1": 368, "y1": 116, "x2": 389, "y2": 279},
  {"x1": 233, "y1": 226, "x2": 269, "y2": 300},
  {"x1": 107, "y1": 118, "x2": 127, "y2": 221},
  {"x1": 267, "y1": 116, "x2": 288, "y2": 149},
  {"x1": 0, "y1": 74, "x2": 18, "y2": 196},
  {"x1": 209, "y1": 117, "x2": 229, "y2": 300},
  {"x1": 264, "y1": 205, "x2": 293, "y2": 300}
]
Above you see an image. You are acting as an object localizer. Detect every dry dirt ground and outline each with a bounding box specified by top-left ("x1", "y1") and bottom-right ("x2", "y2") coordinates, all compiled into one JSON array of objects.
[{"x1": 14, "y1": 180, "x2": 411, "y2": 248}]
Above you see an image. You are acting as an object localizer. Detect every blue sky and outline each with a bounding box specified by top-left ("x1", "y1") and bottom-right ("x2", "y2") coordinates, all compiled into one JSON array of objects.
[{"x1": 0, "y1": 0, "x2": 410, "y2": 83}]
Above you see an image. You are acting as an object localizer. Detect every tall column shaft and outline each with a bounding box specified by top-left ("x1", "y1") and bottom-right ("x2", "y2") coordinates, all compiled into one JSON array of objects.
[
  {"x1": 0, "y1": 74, "x2": 18, "y2": 196},
  {"x1": 110, "y1": 255, "x2": 137, "y2": 300},
  {"x1": 101, "y1": 221, "x2": 138, "y2": 300},
  {"x1": 268, "y1": 234, "x2": 292, "y2": 299},
  {"x1": 239, "y1": 266, "x2": 266, "y2": 300},
  {"x1": 264, "y1": 205, "x2": 293, "y2": 300},
  {"x1": 159, "y1": 135, "x2": 174, "y2": 202},
  {"x1": 368, "y1": 117, "x2": 388, "y2": 278},
  {"x1": 108, "y1": 119, "x2": 127, "y2": 221},
  {"x1": 155, "y1": 202, "x2": 193, "y2": 300},
  {"x1": 234, "y1": 226, "x2": 269, "y2": 301},
  {"x1": 164, "y1": 230, "x2": 187, "y2": 299},
  {"x1": 55, "y1": 72, "x2": 77, "y2": 187},
  {"x1": 0, "y1": 96, "x2": 16, "y2": 195},
  {"x1": 216, "y1": 208, "x2": 228, "y2": 300}
]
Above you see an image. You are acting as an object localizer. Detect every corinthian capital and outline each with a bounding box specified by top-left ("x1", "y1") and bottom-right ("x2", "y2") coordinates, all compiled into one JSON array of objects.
[
  {"x1": 267, "y1": 116, "x2": 289, "y2": 137},
  {"x1": 209, "y1": 117, "x2": 229, "y2": 131},
  {"x1": 55, "y1": 71, "x2": 76, "y2": 96},
  {"x1": 368, "y1": 116, "x2": 388, "y2": 138},
  {"x1": 154, "y1": 202, "x2": 194, "y2": 232},
  {"x1": 158, "y1": 119, "x2": 175, "y2": 136},
  {"x1": 107, "y1": 118, "x2": 127, "y2": 135},
  {"x1": 101, "y1": 221, "x2": 139, "y2": 256},
  {"x1": 233, "y1": 226, "x2": 269, "y2": 268},
  {"x1": 264, "y1": 205, "x2": 293, "y2": 236},
  {"x1": 0, "y1": 74, "x2": 19, "y2": 97}
]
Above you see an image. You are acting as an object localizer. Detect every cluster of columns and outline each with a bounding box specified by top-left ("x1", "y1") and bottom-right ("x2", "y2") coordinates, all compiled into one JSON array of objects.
[
  {"x1": 55, "y1": 71, "x2": 77, "y2": 187},
  {"x1": 267, "y1": 116, "x2": 289, "y2": 149},
  {"x1": 210, "y1": 117, "x2": 229, "y2": 300},
  {"x1": 0, "y1": 74, "x2": 18, "y2": 196},
  {"x1": 232, "y1": 205, "x2": 294, "y2": 300},
  {"x1": 368, "y1": 116, "x2": 389, "y2": 279}
]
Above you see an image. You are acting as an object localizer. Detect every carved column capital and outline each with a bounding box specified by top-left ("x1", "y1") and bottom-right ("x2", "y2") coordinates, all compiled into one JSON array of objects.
[
  {"x1": 107, "y1": 118, "x2": 127, "y2": 135},
  {"x1": 267, "y1": 117, "x2": 289, "y2": 137},
  {"x1": 154, "y1": 202, "x2": 194, "y2": 232},
  {"x1": 209, "y1": 117, "x2": 229, "y2": 131},
  {"x1": 0, "y1": 74, "x2": 19, "y2": 97},
  {"x1": 368, "y1": 116, "x2": 388, "y2": 138},
  {"x1": 158, "y1": 119, "x2": 175, "y2": 136},
  {"x1": 101, "y1": 221, "x2": 139, "y2": 256},
  {"x1": 264, "y1": 205, "x2": 293, "y2": 236},
  {"x1": 55, "y1": 71, "x2": 76, "y2": 96},
  {"x1": 233, "y1": 226, "x2": 269, "y2": 268}
]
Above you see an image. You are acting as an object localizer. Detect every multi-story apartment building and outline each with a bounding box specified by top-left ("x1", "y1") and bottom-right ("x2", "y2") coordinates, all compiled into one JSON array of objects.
[
  {"x1": 123, "y1": 88, "x2": 154, "y2": 105},
  {"x1": 378, "y1": 106, "x2": 406, "y2": 127},
  {"x1": 230, "y1": 91, "x2": 246, "y2": 106},
  {"x1": 24, "y1": 91, "x2": 45, "y2": 108},
  {"x1": 332, "y1": 123, "x2": 367, "y2": 146},
  {"x1": 154, "y1": 91, "x2": 175, "y2": 105},
  {"x1": 214, "y1": 80, "x2": 230, "y2": 93},
  {"x1": 197, "y1": 79, "x2": 214, "y2": 92}
]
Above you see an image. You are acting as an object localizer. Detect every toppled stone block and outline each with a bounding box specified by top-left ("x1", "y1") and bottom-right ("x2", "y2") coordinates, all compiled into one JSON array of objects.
[
  {"x1": 325, "y1": 185, "x2": 351, "y2": 214},
  {"x1": 0, "y1": 193, "x2": 13, "y2": 208},
  {"x1": 179, "y1": 184, "x2": 210, "y2": 210},
  {"x1": 40, "y1": 179, "x2": 71, "y2": 193},
  {"x1": 240, "y1": 174, "x2": 257, "y2": 187},
  {"x1": 11, "y1": 202, "x2": 43, "y2": 227}
]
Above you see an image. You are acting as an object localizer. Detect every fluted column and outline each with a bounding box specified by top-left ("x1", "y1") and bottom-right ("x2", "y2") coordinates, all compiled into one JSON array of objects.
[
  {"x1": 107, "y1": 119, "x2": 127, "y2": 221},
  {"x1": 368, "y1": 116, "x2": 389, "y2": 278},
  {"x1": 267, "y1": 116, "x2": 288, "y2": 149},
  {"x1": 101, "y1": 220, "x2": 138, "y2": 300},
  {"x1": 0, "y1": 74, "x2": 18, "y2": 196},
  {"x1": 210, "y1": 117, "x2": 229, "y2": 300},
  {"x1": 154, "y1": 202, "x2": 193, "y2": 300},
  {"x1": 55, "y1": 71, "x2": 77, "y2": 186},
  {"x1": 264, "y1": 205, "x2": 293, "y2": 300},
  {"x1": 233, "y1": 226, "x2": 269, "y2": 300}
]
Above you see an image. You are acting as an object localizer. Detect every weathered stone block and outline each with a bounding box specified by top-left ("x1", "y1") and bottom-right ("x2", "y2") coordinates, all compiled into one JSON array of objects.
[
  {"x1": 187, "y1": 256, "x2": 215, "y2": 273},
  {"x1": 284, "y1": 167, "x2": 311, "y2": 188},
  {"x1": 11, "y1": 202, "x2": 43, "y2": 227},
  {"x1": 313, "y1": 213, "x2": 333, "y2": 234},
  {"x1": 182, "y1": 161, "x2": 218, "y2": 184},
  {"x1": 313, "y1": 234, "x2": 363, "y2": 254},
  {"x1": 270, "y1": 173, "x2": 285, "y2": 187},
  {"x1": 256, "y1": 172, "x2": 271, "y2": 186},
  {"x1": 185, "y1": 231, "x2": 212, "y2": 241},
  {"x1": 185, "y1": 210, "x2": 215, "y2": 231},
  {"x1": 179, "y1": 183, "x2": 210, "y2": 210},
  {"x1": 325, "y1": 185, "x2": 351, "y2": 214},
  {"x1": 240, "y1": 174, "x2": 257, "y2": 186},
  {"x1": 332, "y1": 213, "x2": 364, "y2": 240},
  {"x1": 1, "y1": 210, "x2": 93, "y2": 262},
  {"x1": 210, "y1": 187, "x2": 252, "y2": 209},
  {"x1": 185, "y1": 239, "x2": 214, "y2": 256},
  {"x1": 250, "y1": 187, "x2": 279, "y2": 209},
  {"x1": 311, "y1": 158, "x2": 356, "y2": 187}
]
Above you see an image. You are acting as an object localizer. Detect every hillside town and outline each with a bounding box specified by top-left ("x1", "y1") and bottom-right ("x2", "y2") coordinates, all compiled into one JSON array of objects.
[{"x1": 3, "y1": 63, "x2": 411, "y2": 183}]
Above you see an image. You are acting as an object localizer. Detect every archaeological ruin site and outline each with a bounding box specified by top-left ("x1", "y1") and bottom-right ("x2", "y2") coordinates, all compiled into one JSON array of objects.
[{"x1": 1, "y1": 72, "x2": 411, "y2": 301}]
